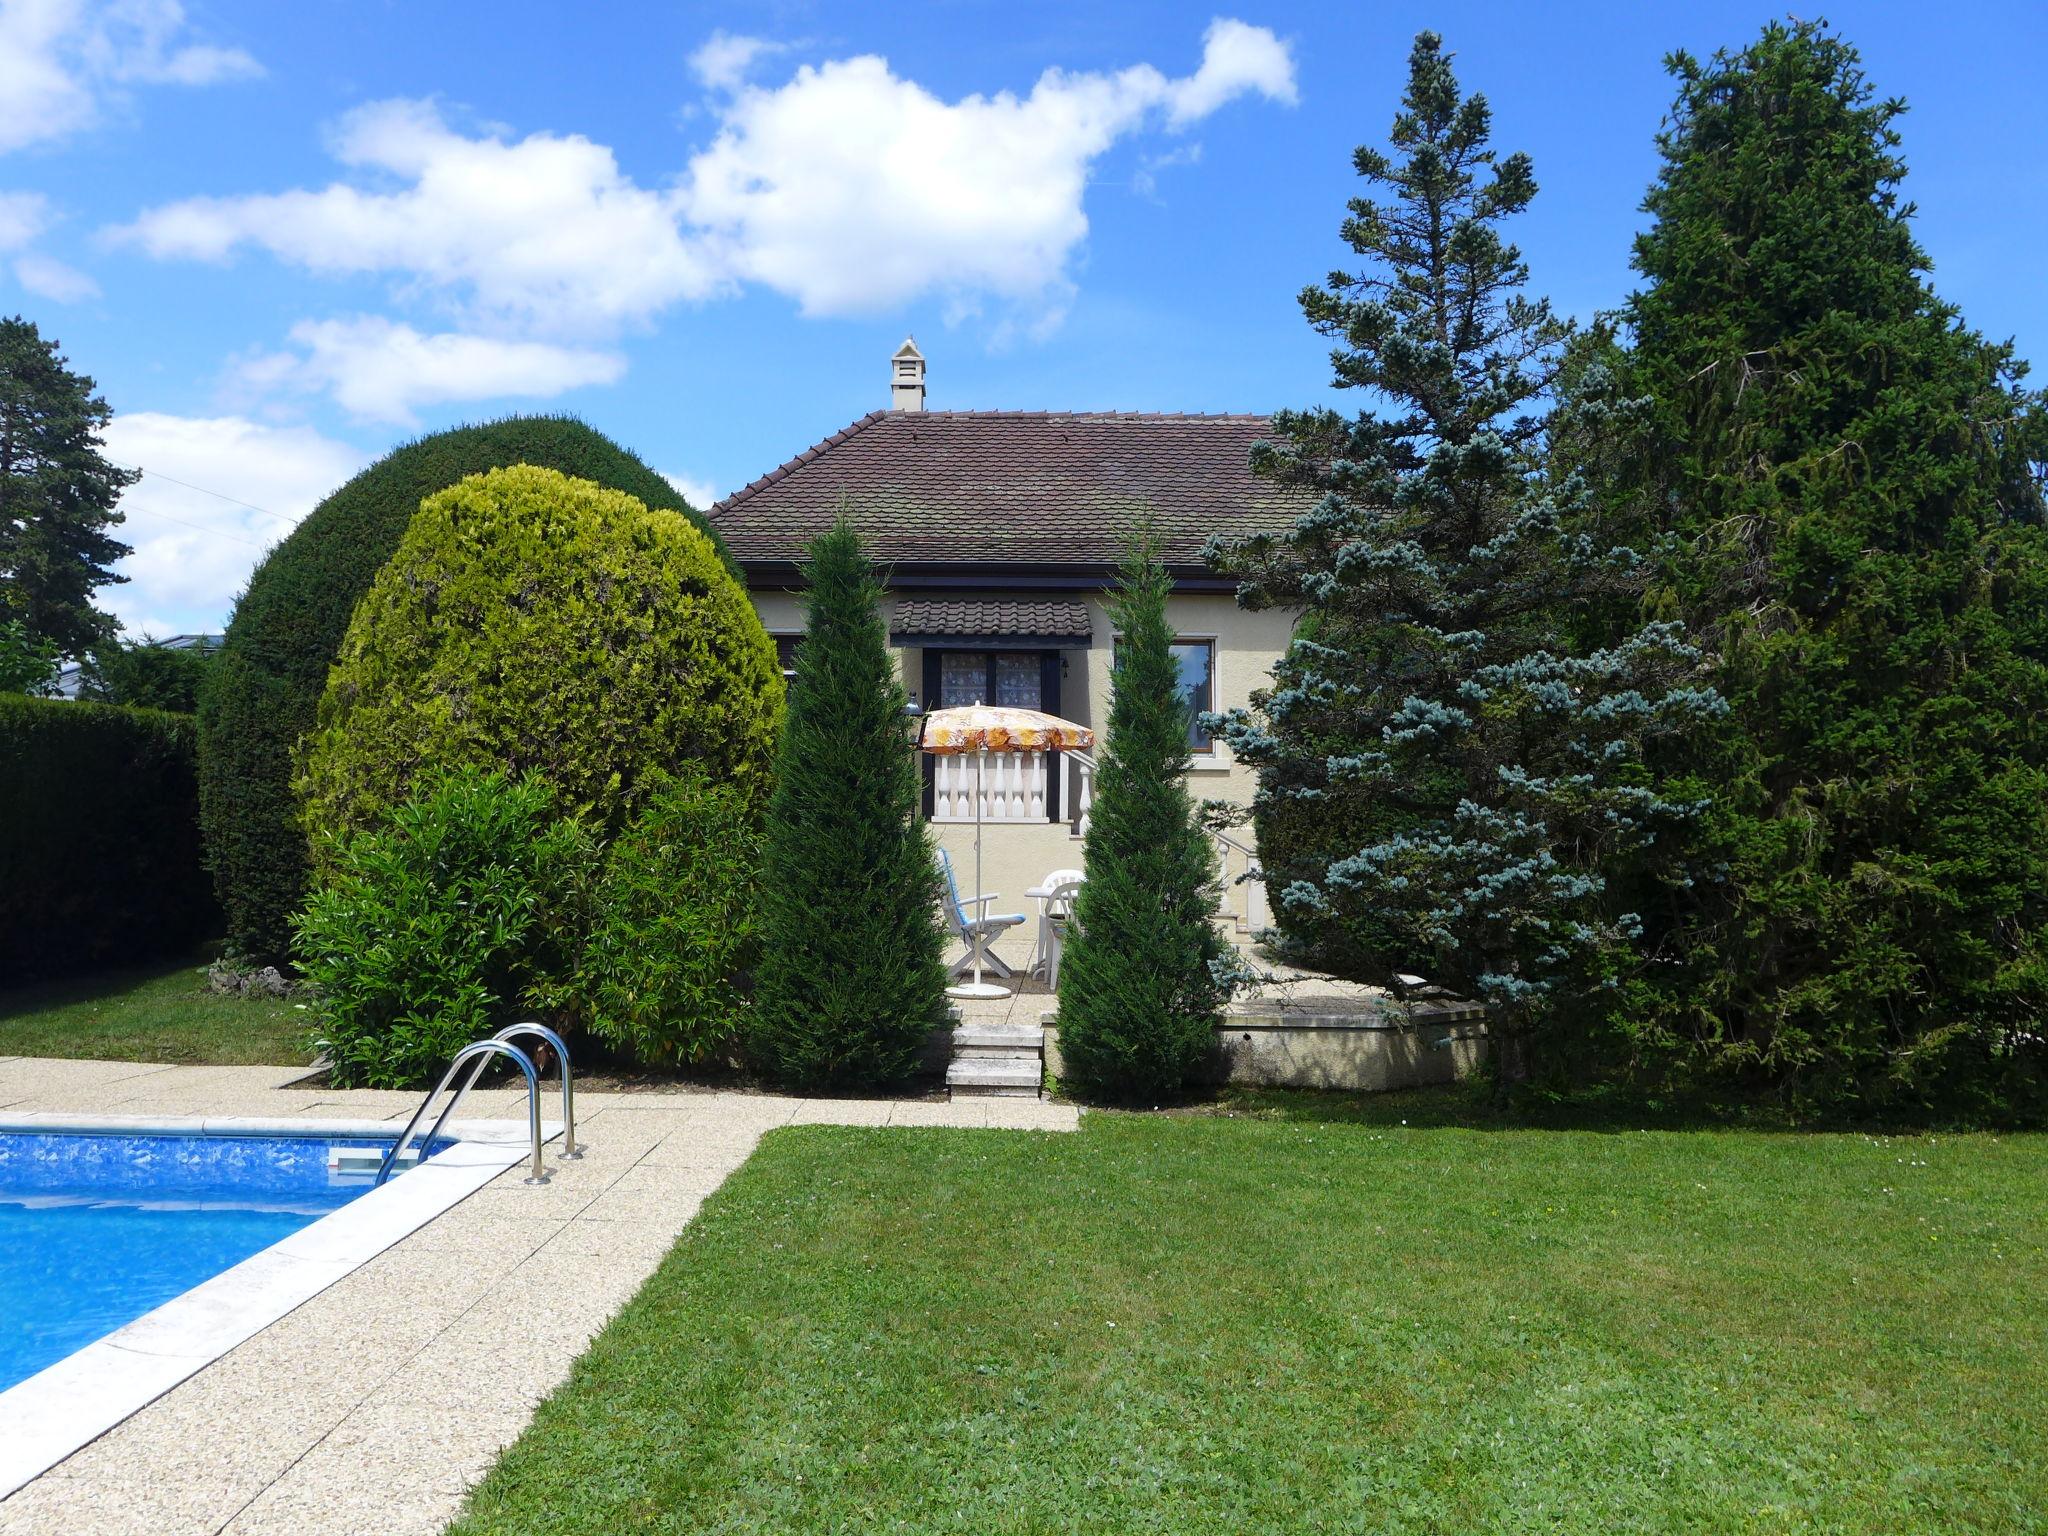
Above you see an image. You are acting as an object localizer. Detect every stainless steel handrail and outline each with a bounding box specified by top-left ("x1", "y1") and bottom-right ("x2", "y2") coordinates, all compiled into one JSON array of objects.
[
  {"x1": 374, "y1": 1039, "x2": 548, "y2": 1186},
  {"x1": 488, "y1": 1023, "x2": 580, "y2": 1159},
  {"x1": 416, "y1": 1023, "x2": 579, "y2": 1162}
]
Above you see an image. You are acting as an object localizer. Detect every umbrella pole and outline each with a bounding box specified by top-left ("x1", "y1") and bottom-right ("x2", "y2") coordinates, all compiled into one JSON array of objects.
[{"x1": 973, "y1": 743, "x2": 987, "y2": 990}]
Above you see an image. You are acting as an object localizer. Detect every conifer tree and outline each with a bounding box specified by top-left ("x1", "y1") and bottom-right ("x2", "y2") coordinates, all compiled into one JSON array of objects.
[
  {"x1": 1619, "y1": 22, "x2": 2048, "y2": 1113},
  {"x1": 0, "y1": 317, "x2": 135, "y2": 657},
  {"x1": 1056, "y1": 532, "x2": 1227, "y2": 1102},
  {"x1": 751, "y1": 519, "x2": 949, "y2": 1089},
  {"x1": 1211, "y1": 32, "x2": 1722, "y2": 1082}
]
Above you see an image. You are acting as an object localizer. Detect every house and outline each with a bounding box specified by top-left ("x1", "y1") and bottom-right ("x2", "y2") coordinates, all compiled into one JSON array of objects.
[
  {"x1": 53, "y1": 632, "x2": 224, "y2": 700},
  {"x1": 708, "y1": 339, "x2": 1302, "y2": 968}
]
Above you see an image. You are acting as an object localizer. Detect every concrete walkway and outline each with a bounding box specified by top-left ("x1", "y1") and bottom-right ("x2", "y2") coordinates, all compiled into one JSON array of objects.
[{"x1": 0, "y1": 1059, "x2": 1077, "y2": 1536}]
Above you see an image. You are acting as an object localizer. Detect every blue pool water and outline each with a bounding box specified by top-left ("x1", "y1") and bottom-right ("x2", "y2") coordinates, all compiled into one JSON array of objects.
[{"x1": 0, "y1": 1131, "x2": 436, "y2": 1392}]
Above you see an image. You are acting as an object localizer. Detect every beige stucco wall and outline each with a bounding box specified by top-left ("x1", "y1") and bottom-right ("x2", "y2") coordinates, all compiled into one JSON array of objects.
[{"x1": 746, "y1": 586, "x2": 1295, "y2": 973}]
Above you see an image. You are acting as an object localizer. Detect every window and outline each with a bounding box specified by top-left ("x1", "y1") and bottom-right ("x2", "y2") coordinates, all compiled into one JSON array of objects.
[
  {"x1": 1110, "y1": 636, "x2": 1216, "y2": 750},
  {"x1": 771, "y1": 633, "x2": 801, "y2": 678},
  {"x1": 937, "y1": 651, "x2": 1043, "y2": 710},
  {"x1": 1172, "y1": 640, "x2": 1215, "y2": 751}
]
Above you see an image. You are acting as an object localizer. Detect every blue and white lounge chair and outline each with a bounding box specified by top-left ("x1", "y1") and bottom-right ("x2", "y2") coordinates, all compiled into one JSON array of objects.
[{"x1": 937, "y1": 847, "x2": 1027, "y2": 982}]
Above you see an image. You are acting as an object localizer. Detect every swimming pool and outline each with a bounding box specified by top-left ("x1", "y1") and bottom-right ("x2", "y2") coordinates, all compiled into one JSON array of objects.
[
  {"x1": 0, "y1": 1114, "x2": 557, "y2": 1498},
  {"x1": 0, "y1": 1129, "x2": 443, "y2": 1392}
]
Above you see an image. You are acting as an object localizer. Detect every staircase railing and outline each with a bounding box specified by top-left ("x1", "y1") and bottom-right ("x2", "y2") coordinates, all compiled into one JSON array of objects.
[{"x1": 1060, "y1": 748, "x2": 1266, "y2": 934}]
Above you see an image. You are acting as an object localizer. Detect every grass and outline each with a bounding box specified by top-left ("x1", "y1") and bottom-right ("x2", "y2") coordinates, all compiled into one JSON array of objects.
[
  {"x1": 0, "y1": 952, "x2": 313, "y2": 1065},
  {"x1": 451, "y1": 1107, "x2": 2048, "y2": 1534}
]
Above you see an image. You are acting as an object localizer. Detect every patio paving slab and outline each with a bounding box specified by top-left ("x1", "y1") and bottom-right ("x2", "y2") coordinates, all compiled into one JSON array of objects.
[{"x1": 0, "y1": 1059, "x2": 1078, "y2": 1536}]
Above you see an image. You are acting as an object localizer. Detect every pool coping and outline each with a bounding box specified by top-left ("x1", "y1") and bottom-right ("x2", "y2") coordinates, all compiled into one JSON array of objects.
[{"x1": 0, "y1": 1112, "x2": 560, "y2": 1498}]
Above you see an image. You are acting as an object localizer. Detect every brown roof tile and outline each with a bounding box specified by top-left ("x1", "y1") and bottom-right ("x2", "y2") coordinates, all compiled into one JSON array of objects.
[
  {"x1": 892, "y1": 599, "x2": 1093, "y2": 643},
  {"x1": 709, "y1": 410, "x2": 1303, "y2": 569}
]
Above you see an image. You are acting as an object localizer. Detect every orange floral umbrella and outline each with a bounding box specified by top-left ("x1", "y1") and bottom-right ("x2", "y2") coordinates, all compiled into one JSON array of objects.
[
  {"x1": 919, "y1": 705, "x2": 1093, "y2": 1001},
  {"x1": 919, "y1": 704, "x2": 1094, "y2": 755}
]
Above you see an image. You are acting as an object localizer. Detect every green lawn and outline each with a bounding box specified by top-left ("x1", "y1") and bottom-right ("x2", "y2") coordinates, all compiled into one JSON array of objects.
[
  {"x1": 451, "y1": 1107, "x2": 2047, "y2": 1534},
  {"x1": 0, "y1": 954, "x2": 313, "y2": 1065}
]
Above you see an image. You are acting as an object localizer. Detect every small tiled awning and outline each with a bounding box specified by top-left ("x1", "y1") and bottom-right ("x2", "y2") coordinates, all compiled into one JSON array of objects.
[{"x1": 892, "y1": 599, "x2": 1093, "y2": 648}]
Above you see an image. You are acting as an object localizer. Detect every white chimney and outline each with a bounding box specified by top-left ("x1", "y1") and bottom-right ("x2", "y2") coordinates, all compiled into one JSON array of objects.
[{"x1": 890, "y1": 336, "x2": 926, "y2": 411}]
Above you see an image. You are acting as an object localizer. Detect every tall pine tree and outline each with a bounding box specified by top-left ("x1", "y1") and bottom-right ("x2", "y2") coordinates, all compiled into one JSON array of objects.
[
  {"x1": 1212, "y1": 33, "x2": 1722, "y2": 1083},
  {"x1": 750, "y1": 519, "x2": 949, "y2": 1090},
  {"x1": 1620, "y1": 22, "x2": 2048, "y2": 1115},
  {"x1": 1056, "y1": 532, "x2": 1227, "y2": 1103},
  {"x1": 0, "y1": 318, "x2": 135, "y2": 657}
]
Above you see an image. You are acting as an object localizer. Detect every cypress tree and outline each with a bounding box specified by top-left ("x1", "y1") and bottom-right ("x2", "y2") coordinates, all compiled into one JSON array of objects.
[
  {"x1": 1057, "y1": 533, "x2": 1227, "y2": 1102},
  {"x1": 1620, "y1": 21, "x2": 2048, "y2": 1115},
  {"x1": 1210, "y1": 32, "x2": 1722, "y2": 1084},
  {"x1": 750, "y1": 519, "x2": 948, "y2": 1090},
  {"x1": 0, "y1": 317, "x2": 135, "y2": 658}
]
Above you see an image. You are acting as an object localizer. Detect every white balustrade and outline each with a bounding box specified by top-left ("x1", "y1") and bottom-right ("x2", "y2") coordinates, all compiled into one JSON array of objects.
[{"x1": 931, "y1": 751, "x2": 1049, "y2": 822}]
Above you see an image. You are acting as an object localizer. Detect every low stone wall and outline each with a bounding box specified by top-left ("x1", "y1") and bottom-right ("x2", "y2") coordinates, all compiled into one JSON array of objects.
[{"x1": 1040, "y1": 997, "x2": 1488, "y2": 1094}]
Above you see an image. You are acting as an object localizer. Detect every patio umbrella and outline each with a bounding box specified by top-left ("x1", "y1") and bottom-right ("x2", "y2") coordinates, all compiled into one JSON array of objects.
[{"x1": 920, "y1": 704, "x2": 1094, "y2": 999}]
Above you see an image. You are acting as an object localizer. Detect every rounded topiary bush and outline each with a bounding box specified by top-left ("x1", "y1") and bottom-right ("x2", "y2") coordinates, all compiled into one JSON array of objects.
[
  {"x1": 298, "y1": 464, "x2": 780, "y2": 852},
  {"x1": 198, "y1": 416, "x2": 734, "y2": 965}
]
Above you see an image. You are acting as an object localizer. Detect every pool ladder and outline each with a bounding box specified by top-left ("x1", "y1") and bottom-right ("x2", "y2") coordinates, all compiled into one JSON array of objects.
[{"x1": 374, "y1": 1023, "x2": 584, "y2": 1188}]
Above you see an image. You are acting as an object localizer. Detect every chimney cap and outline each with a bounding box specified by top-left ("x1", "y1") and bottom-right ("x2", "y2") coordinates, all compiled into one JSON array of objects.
[{"x1": 890, "y1": 336, "x2": 926, "y2": 411}]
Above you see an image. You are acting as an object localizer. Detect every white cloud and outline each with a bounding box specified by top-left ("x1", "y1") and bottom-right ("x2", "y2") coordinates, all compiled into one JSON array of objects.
[
  {"x1": 237, "y1": 315, "x2": 626, "y2": 425},
  {"x1": 120, "y1": 98, "x2": 720, "y2": 336},
  {"x1": 687, "y1": 30, "x2": 788, "y2": 94},
  {"x1": 0, "y1": 0, "x2": 259, "y2": 155},
  {"x1": 1163, "y1": 18, "x2": 1298, "y2": 127},
  {"x1": 100, "y1": 412, "x2": 367, "y2": 636},
  {"x1": 663, "y1": 18, "x2": 1298, "y2": 318},
  {"x1": 118, "y1": 18, "x2": 1296, "y2": 348},
  {"x1": 14, "y1": 249, "x2": 97, "y2": 300},
  {"x1": 661, "y1": 471, "x2": 719, "y2": 510},
  {"x1": 0, "y1": 189, "x2": 48, "y2": 249}
]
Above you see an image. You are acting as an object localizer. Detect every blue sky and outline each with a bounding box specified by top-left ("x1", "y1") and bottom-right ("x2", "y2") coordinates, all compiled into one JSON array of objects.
[{"x1": 4, "y1": 0, "x2": 2043, "y2": 636}]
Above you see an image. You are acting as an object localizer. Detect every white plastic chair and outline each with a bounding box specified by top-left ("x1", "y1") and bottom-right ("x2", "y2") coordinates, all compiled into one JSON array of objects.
[
  {"x1": 1031, "y1": 866, "x2": 1085, "y2": 977},
  {"x1": 937, "y1": 847, "x2": 1026, "y2": 981},
  {"x1": 1042, "y1": 878, "x2": 1085, "y2": 990}
]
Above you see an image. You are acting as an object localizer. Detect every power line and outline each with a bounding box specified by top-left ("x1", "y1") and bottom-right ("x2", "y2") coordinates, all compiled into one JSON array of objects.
[
  {"x1": 109, "y1": 459, "x2": 298, "y2": 526},
  {"x1": 120, "y1": 500, "x2": 271, "y2": 550}
]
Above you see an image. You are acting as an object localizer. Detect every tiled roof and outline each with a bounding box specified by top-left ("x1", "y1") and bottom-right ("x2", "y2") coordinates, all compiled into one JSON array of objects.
[
  {"x1": 709, "y1": 410, "x2": 1303, "y2": 568},
  {"x1": 892, "y1": 599, "x2": 1093, "y2": 643}
]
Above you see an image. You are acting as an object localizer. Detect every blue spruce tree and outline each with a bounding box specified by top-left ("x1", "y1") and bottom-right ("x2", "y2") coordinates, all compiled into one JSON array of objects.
[{"x1": 1209, "y1": 32, "x2": 1724, "y2": 1084}]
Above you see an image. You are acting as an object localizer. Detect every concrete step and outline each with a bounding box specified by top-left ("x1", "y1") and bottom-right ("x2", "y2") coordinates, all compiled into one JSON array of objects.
[
  {"x1": 952, "y1": 1083, "x2": 1043, "y2": 1099},
  {"x1": 952, "y1": 1024, "x2": 1045, "y2": 1052},
  {"x1": 946, "y1": 1057, "x2": 1042, "y2": 1091}
]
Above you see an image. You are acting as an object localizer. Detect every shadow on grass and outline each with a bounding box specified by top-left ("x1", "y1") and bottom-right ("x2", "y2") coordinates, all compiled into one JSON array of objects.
[
  {"x1": 0, "y1": 948, "x2": 221, "y2": 1020},
  {"x1": 1166, "y1": 1080, "x2": 2039, "y2": 1135}
]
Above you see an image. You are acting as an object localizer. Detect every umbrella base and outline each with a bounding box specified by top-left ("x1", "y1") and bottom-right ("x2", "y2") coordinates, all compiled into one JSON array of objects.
[{"x1": 946, "y1": 982, "x2": 1012, "y2": 1000}]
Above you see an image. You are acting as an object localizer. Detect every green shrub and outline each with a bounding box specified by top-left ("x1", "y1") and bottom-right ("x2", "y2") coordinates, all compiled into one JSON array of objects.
[
  {"x1": 0, "y1": 619, "x2": 60, "y2": 696},
  {"x1": 292, "y1": 768, "x2": 587, "y2": 1088},
  {"x1": 78, "y1": 636, "x2": 217, "y2": 712},
  {"x1": 299, "y1": 464, "x2": 781, "y2": 853},
  {"x1": 199, "y1": 416, "x2": 734, "y2": 966},
  {"x1": 535, "y1": 768, "x2": 763, "y2": 1067},
  {"x1": 750, "y1": 520, "x2": 949, "y2": 1090},
  {"x1": 1056, "y1": 536, "x2": 1227, "y2": 1103},
  {"x1": 0, "y1": 696, "x2": 218, "y2": 982}
]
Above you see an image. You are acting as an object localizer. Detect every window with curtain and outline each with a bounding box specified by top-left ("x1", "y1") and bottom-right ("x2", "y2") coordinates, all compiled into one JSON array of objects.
[{"x1": 937, "y1": 651, "x2": 1043, "y2": 710}]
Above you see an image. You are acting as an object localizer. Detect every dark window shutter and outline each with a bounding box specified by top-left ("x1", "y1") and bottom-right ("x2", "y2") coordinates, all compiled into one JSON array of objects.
[{"x1": 920, "y1": 648, "x2": 940, "y2": 818}]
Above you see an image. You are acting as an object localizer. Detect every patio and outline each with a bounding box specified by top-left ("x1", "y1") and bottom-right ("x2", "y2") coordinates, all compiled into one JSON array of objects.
[{"x1": 0, "y1": 1057, "x2": 1075, "y2": 1536}]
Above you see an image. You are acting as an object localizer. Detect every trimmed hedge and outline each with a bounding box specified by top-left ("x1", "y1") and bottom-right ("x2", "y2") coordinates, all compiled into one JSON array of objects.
[
  {"x1": 298, "y1": 464, "x2": 781, "y2": 851},
  {"x1": 0, "y1": 696, "x2": 219, "y2": 983},
  {"x1": 198, "y1": 416, "x2": 733, "y2": 965}
]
